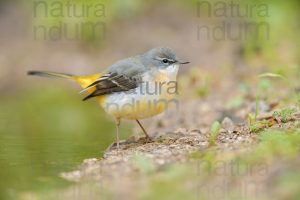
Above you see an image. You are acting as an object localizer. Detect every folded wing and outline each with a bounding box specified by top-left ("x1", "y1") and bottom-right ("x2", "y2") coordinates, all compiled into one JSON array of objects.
[{"x1": 81, "y1": 72, "x2": 139, "y2": 101}]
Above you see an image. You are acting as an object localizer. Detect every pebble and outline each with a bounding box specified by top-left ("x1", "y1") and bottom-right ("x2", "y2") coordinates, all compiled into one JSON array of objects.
[{"x1": 221, "y1": 117, "x2": 235, "y2": 132}]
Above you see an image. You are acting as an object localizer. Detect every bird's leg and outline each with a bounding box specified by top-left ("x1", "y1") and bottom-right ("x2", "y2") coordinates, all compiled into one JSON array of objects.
[
  {"x1": 136, "y1": 119, "x2": 152, "y2": 141},
  {"x1": 116, "y1": 118, "x2": 121, "y2": 149}
]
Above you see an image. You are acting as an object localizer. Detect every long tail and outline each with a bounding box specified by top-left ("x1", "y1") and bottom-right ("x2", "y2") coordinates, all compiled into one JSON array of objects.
[
  {"x1": 27, "y1": 70, "x2": 102, "y2": 96},
  {"x1": 27, "y1": 70, "x2": 74, "y2": 79}
]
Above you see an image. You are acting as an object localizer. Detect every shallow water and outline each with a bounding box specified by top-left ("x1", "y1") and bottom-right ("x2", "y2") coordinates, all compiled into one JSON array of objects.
[{"x1": 0, "y1": 85, "x2": 131, "y2": 199}]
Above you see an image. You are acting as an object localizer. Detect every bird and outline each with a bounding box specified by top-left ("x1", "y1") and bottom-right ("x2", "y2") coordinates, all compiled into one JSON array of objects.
[{"x1": 27, "y1": 47, "x2": 189, "y2": 149}]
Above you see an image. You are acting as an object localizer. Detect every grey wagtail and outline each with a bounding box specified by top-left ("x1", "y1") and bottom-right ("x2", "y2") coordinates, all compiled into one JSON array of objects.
[{"x1": 28, "y1": 47, "x2": 189, "y2": 149}]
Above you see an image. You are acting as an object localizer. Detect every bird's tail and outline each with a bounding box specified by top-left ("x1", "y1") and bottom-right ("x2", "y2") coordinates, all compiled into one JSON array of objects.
[
  {"x1": 27, "y1": 70, "x2": 74, "y2": 79},
  {"x1": 27, "y1": 70, "x2": 101, "y2": 89}
]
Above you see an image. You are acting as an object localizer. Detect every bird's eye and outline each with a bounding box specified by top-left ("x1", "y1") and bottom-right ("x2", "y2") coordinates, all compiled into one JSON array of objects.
[{"x1": 162, "y1": 59, "x2": 169, "y2": 63}]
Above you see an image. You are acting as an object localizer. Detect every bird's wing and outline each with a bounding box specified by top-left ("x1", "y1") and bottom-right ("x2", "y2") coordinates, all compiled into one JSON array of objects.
[
  {"x1": 81, "y1": 57, "x2": 147, "y2": 101},
  {"x1": 81, "y1": 72, "x2": 140, "y2": 101}
]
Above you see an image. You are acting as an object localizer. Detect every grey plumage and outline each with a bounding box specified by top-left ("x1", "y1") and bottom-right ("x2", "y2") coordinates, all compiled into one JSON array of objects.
[
  {"x1": 82, "y1": 47, "x2": 185, "y2": 100},
  {"x1": 28, "y1": 47, "x2": 189, "y2": 101}
]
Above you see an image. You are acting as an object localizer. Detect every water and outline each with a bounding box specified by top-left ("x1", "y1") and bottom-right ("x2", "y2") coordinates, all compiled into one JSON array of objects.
[{"x1": 0, "y1": 85, "x2": 131, "y2": 199}]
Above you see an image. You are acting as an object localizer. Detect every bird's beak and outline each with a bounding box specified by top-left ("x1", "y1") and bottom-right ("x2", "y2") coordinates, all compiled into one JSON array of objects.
[{"x1": 177, "y1": 60, "x2": 190, "y2": 64}]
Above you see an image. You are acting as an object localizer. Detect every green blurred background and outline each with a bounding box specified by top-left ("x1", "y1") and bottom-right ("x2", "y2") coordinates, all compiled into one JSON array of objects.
[{"x1": 0, "y1": 0, "x2": 300, "y2": 199}]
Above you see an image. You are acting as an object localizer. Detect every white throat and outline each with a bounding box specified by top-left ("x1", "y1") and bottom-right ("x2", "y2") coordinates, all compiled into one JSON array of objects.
[{"x1": 159, "y1": 64, "x2": 179, "y2": 81}]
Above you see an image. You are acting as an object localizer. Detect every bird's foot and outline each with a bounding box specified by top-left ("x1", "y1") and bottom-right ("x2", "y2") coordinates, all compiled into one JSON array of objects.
[
  {"x1": 106, "y1": 140, "x2": 126, "y2": 151},
  {"x1": 138, "y1": 136, "x2": 153, "y2": 144}
]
